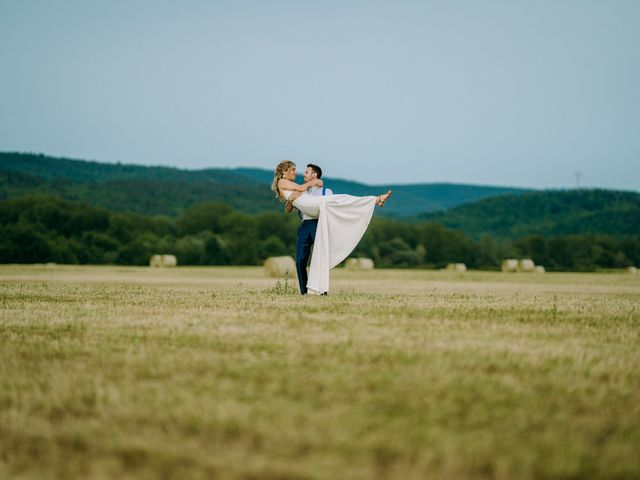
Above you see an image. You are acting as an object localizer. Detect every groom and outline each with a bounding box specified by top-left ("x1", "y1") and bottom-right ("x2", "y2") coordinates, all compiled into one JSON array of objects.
[{"x1": 296, "y1": 163, "x2": 333, "y2": 294}]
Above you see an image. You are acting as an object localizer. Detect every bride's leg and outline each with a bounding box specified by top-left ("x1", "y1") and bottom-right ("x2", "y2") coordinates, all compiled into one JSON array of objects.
[{"x1": 376, "y1": 190, "x2": 392, "y2": 207}]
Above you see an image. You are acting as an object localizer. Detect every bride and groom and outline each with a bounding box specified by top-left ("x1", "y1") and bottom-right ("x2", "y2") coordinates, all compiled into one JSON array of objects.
[{"x1": 272, "y1": 160, "x2": 392, "y2": 295}]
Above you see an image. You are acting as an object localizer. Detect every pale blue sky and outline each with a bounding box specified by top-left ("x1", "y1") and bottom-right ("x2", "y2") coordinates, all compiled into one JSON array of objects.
[{"x1": 1, "y1": 0, "x2": 639, "y2": 189}]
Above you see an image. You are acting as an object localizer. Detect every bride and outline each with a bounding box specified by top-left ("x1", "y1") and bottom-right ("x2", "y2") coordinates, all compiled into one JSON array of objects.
[{"x1": 272, "y1": 160, "x2": 392, "y2": 295}]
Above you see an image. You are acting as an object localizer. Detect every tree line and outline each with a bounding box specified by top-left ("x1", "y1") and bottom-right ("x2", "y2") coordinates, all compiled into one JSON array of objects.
[
  {"x1": 421, "y1": 188, "x2": 640, "y2": 239},
  {"x1": 1, "y1": 195, "x2": 638, "y2": 271}
]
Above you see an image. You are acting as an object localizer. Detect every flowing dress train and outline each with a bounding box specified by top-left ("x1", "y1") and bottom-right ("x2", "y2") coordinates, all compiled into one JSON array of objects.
[{"x1": 283, "y1": 190, "x2": 377, "y2": 294}]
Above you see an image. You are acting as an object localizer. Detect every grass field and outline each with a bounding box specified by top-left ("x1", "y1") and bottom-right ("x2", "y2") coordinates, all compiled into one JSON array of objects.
[{"x1": 1, "y1": 265, "x2": 639, "y2": 479}]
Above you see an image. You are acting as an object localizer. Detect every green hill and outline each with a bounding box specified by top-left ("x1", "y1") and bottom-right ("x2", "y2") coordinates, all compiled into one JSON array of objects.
[
  {"x1": 2, "y1": 153, "x2": 639, "y2": 269},
  {"x1": 0, "y1": 152, "x2": 528, "y2": 217},
  {"x1": 420, "y1": 189, "x2": 640, "y2": 238},
  {"x1": 0, "y1": 152, "x2": 258, "y2": 184},
  {"x1": 4, "y1": 153, "x2": 637, "y2": 240}
]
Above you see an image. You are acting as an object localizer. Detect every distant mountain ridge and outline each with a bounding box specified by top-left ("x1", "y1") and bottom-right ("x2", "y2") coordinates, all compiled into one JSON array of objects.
[{"x1": 0, "y1": 152, "x2": 530, "y2": 217}]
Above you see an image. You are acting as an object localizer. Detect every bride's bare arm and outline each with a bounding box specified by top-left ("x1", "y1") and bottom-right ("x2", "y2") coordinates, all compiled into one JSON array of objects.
[{"x1": 278, "y1": 178, "x2": 323, "y2": 192}]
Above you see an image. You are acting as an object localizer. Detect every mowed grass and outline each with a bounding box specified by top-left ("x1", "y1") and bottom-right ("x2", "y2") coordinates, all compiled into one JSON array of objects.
[{"x1": 1, "y1": 265, "x2": 639, "y2": 480}]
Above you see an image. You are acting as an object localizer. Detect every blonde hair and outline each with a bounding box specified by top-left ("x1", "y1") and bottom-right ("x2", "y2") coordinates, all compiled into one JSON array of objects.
[{"x1": 272, "y1": 160, "x2": 296, "y2": 213}]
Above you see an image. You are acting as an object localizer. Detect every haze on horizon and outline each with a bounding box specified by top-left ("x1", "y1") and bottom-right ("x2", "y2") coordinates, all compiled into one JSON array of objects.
[{"x1": 1, "y1": 0, "x2": 639, "y2": 190}]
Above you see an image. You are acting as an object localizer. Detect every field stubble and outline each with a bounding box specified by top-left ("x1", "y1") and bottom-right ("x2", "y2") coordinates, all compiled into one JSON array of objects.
[{"x1": 1, "y1": 265, "x2": 639, "y2": 479}]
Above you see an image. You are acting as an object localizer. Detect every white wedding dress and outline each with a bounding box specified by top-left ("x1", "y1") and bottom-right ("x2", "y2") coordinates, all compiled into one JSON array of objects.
[{"x1": 283, "y1": 190, "x2": 377, "y2": 294}]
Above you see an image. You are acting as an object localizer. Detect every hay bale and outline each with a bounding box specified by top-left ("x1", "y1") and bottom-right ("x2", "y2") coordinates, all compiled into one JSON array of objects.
[
  {"x1": 534, "y1": 265, "x2": 546, "y2": 274},
  {"x1": 149, "y1": 254, "x2": 177, "y2": 267},
  {"x1": 446, "y1": 263, "x2": 467, "y2": 272},
  {"x1": 345, "y1": 257, "x2": 375, "y2": 271},
  {"x1": 357, "y1": 258, "x2": 375, "y2": 270},
  {"x1": 501, "y1": 259, "x2": 518, "y2": 272},
  {"x1": 162, "y1": 255, "x2": 177, "y2": 267},
  {"x1": 518, "y1": 259, "x2": 536, "y2": 272},
  {"x1": 345, "y1": 258, "x2": 359, "y2": 270},
  {"x1": 264, "y1": 256, "x2": 297, "y2": 278},
  {"x1": 626, "y1": 266, "x2": 638, "y2": 274}
]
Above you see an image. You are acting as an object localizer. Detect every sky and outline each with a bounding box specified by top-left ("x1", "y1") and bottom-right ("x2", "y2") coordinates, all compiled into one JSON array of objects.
[{"x1": 1, "y1": 0, "x2": 639, "y2": 189}]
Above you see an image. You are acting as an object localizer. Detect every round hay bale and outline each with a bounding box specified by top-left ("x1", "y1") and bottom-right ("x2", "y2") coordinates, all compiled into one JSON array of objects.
[
  {"x1": 150, "y1": 254, "x2": 177, "y2": 267},
  {"x1": 501, "y1": 259, "x2": 518, "y2": 272},
  {"x1": 357, "y1": 258, "x2": 375, "y2": 270},
  {"x1": 518, "y1": 259, "x2": 536, "y2": 272},
  {"x1": 626, "y1": 266, "x2": 638, "y2": 274},
  {"x1": 264, "y1": 256, "x2": 297, "y2": 278},
  {"x1": 534, "y1": 265, "x2": 546, "y2": 274},
  {"x1": 446, "y1": 263, "x2": 467, "y2": 272},
  {"x1": 345, "y1": 258, "x2": 375, "y2": 271},
  {"x1": 345, "y1": 258, "x2": 359, "y2": 270},
  {"x1": 161, "y1": 254, "x2": 177, "y2": 267},
  {"x1": 149, "y1": 254, "x2": 177, "y2": 267}
]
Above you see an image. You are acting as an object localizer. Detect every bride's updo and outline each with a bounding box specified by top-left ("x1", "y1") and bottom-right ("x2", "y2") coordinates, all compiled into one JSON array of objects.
[{"x1": 272, "y1": 160, "x2": 296, "y2": 213}]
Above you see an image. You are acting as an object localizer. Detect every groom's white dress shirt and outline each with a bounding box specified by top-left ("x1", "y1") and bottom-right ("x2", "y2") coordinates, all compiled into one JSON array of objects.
[{"x1": 302, "y1": 186, "x2": 333, "y2": 220}]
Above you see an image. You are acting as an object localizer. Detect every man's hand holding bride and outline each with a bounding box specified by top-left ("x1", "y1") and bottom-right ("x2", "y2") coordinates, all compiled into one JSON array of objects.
[{"x1": 307, "y1": 178, "x2": 323, "y2": 190}]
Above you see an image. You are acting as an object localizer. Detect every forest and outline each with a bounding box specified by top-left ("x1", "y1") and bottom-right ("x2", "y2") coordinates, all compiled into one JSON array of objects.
[
  {"x1": 2, "y1": 152, "x2": 639, "y2": 270},
  {"x1": 1, "y1": 195, "x2": 638, "y2": 271},
  {"x1": 0, "y1": 152, "x2": 528, "y2": 216},
  {"x1": 421, "y1": 189, "x2": 640, "y2": 239}
]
